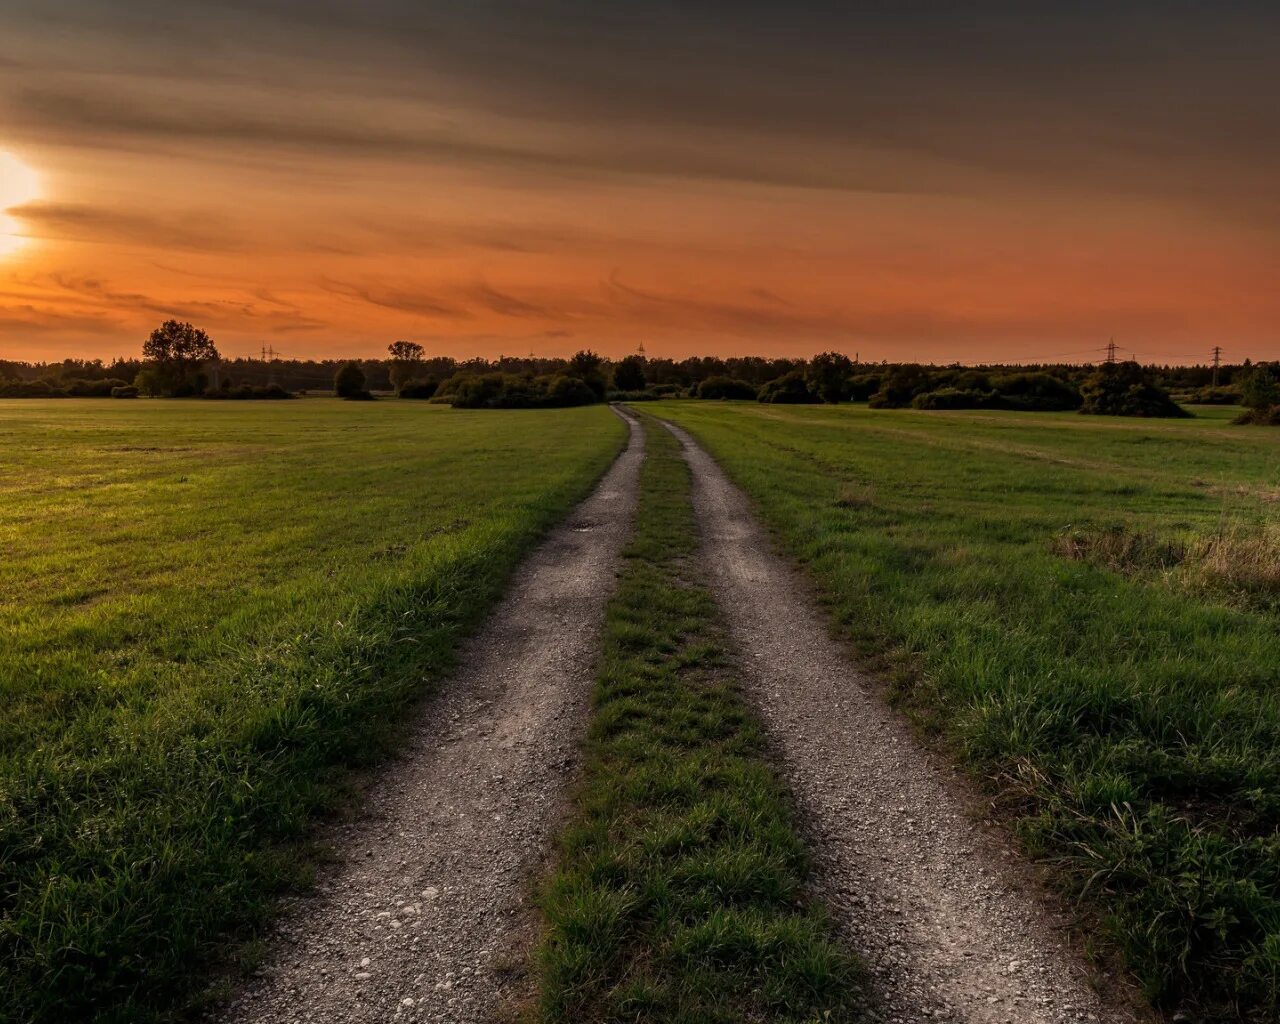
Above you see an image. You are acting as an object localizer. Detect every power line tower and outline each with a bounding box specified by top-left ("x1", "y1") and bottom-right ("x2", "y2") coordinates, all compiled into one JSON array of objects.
[
  {"x1": 1211, "y1": 345, "x2": 1223, "y2": 388},
  {"x1": 261, "y1": 344, "x2": 280, "y2": 386},
  {"x1": 1105, "y1": 337, "x2": 1118, "y2": 364},
  {"x1": 637, "y1": 340, "x2": 647, "y2": 359}
]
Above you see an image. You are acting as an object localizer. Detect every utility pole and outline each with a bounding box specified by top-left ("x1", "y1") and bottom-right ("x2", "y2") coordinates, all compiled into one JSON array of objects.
[
  {"x1": 1211, "y1": 345, "x2": 1223, "y2": 388},
  {"x1": 1105, "y1": 337, "x2": 1118, "y2": 364}
]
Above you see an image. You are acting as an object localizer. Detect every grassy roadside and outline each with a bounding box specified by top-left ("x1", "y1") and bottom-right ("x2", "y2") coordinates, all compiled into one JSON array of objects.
[
  {"x1": 0, "y1": 400, "x2": 625, "y2": 1024},
  {"x1": 536, "y1": 419, "x2": 865, "y2": 1024},
  {"x1": 646, "y1": 401, "x2": 1280, "y2": 1020}
]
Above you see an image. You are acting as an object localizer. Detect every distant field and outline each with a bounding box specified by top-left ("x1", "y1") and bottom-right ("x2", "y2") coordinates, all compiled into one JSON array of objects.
[
  {"x1": 647, "y1": 401, "x2": 1280, "y2": 1018},
  {"x1": 0, "y1": 398, "x2": 625, "y2": 1024}
]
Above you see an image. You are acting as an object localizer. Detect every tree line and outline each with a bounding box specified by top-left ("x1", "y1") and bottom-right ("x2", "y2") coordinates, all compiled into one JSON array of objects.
[{"x1": 1, "y1": 319, "x2": 1276, "y2": 422}]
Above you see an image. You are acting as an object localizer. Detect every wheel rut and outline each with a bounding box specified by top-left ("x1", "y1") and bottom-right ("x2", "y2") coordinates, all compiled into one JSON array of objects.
[
  {"x1": 661, "y1": 418, "x2": 1147, "y2": 1024},
  {"x1": 221, "y1": 408, "x2": 644, "y2": 1024}
]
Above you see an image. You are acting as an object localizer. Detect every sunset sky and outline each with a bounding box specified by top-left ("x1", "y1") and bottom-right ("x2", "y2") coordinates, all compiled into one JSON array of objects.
[{"x1": 1, "y1": 2, "x2": 1277, "y2": 363}]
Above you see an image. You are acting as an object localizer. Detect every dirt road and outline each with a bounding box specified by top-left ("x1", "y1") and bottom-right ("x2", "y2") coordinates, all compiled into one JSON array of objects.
[
  {"x1": 221, "y1": 410, "x2": 644, "y2": 1024},
  {"x1": 662, "y1": 418, "x2": 1143, "y2": 1024}
]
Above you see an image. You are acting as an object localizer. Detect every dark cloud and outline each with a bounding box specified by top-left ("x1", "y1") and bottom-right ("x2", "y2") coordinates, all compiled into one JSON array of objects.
[
  {"x1": 317, "y1": 278, "x2": 472, "y2": 320},
  {"x1": 9, "y1": 201, "x2": 246, "y2": 251},
  {"x1": 6, "y1": 3, "x2": 1276, "y2": 214}
]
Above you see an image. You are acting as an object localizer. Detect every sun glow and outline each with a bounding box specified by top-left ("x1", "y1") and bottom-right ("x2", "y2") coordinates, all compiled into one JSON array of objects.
[{"x1": 0, "y1": 151, "x2": 40, "y2": 257}]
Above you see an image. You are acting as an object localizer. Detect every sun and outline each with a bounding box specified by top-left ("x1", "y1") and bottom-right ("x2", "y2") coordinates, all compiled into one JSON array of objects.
[{"x1": 0, "y1": 151, "x2": 40, "y2": 257}]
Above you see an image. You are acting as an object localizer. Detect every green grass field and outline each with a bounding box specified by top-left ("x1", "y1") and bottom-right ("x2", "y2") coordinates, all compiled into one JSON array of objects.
[
  {"x1": 538, "y1": 419, "x2": 864, "y2": 1023},
  {"x1": 0, "y1": 398, "x2": 625, "y2": 1024},
  {"x1": 646, "y1": 401, "x2": 1280, "y2": 1019}
]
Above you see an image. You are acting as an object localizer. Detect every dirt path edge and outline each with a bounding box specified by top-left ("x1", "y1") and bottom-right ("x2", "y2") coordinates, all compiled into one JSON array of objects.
[
  {"x1": 662, "y1": 416, "x2": 1150, "y2": 1024},
  {"x1": 220, "y1": 408, "x2": 644, "y2": 1024}
]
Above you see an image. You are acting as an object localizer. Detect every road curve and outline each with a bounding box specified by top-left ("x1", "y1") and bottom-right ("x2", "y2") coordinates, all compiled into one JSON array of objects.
[
  {"x1": 661, "y1": 417, "x2": 1145, "y2": 1024},
  {"x1": 221, "y1": 408, "x2": 644, "y2": 1024}
]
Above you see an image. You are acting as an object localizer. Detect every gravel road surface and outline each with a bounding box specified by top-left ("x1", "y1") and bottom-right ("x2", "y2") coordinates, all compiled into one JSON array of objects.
[
  {"x1": 221, "y1": 409, "x2": 644, "y2": 1024},
  {"x1": 664, "y1": 418, "x2": 1145, "y2": 1024}
]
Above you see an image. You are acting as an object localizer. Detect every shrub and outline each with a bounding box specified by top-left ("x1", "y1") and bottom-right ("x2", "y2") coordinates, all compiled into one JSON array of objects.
[
  {"x1": 847, "y1": 373, "x2": 881, "y2": 401},
  {"x1": 545, "y1": 374, "x2": 597, "y2": 407},
  {"x1": 912, "y1": 387, "x2": 996, "y2": 410},
  {"x1": 990, "y1": 372, "x2": 1082, "y2": 411},
  {"x1": 758, "y1": 371, "x2": 817, "y2": 404},
  {"x1": 64, "y1": 378, "x2": 129, "y2": 397},
  {"x1": 0, "y1": 378, "x2": 66, "y2": 398},
  {"x1": 605, "y1": 389, "x2": 659, "y2": 402},
  {"x1": 134, "y1": 367, "x2": 163, "y2": 397},
  {"x1": 204, "y1": 384, "x2": 294, "y2": 400},
  {"x1": 334, "y1": 361, "x2": 367, "y2": 399},
  {"x1": 1184, "y1": 386, "x2": 1242, "y2": 405},
  {"x1": 1235, "y1": 364, "x2": 1279, "y2": 425},
  {"x1": 443, "y1": 372, "x2": 599, "y2": 409},
  {"x1": 696, "y1": 376, "x2": 757, "y2": 400},
  {"x1": 869, "y1": 364, "x2": 931, "y2": 408},
  {"x1": 1079, "y1": 362, "x2": 1189, "y2": 418},
  {"x1": 398, "y1": 379, "x2": 439, "y2": 400},
  {"x1": 111, "y1": 385, "x2": 139, "y2": 399}
]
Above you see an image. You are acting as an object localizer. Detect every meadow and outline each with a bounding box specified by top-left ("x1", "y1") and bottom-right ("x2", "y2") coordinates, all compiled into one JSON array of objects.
[
  {"x1": 0, "y1": 398, "x2": 625, "y2": 1024},
  {"x1": 646, "y1": 401, "x2": 1280, "y2": 1019}
]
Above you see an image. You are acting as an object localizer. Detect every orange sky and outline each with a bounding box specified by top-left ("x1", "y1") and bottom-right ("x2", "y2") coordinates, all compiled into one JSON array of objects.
[{"x1": 1, "y1": 3, "x2": 1278, "y2": 364}]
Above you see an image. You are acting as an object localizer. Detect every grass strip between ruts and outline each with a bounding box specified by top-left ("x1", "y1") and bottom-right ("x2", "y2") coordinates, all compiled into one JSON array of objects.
[{"x1": 536, "y1": 418, "x2": 867, "y2": 1024}]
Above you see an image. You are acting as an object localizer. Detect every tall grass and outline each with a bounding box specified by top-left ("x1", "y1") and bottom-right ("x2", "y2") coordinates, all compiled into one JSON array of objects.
[
  {"x1": 648, "y1": 401, "x2": 1280, "y2": 1020},
  {"x1": 537, "y1": 421, "x2": 866, "y2": 1024},
  {"x1": 0, "y1": 399, "x2": 625, "y2": 1024}
]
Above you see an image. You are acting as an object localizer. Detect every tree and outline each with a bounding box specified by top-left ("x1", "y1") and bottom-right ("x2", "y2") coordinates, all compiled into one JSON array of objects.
[
  {"x1": 806, "y1": 351, "x2": 854, "y2": 403},
  {"x1": 387, "y1": 340, "x2": 425, "y2": 391},
  {"x1": 758, "y1": 371, "x2": 817, "y2": 404},
  {"x1": 1079, "y1": 361, "x2": 1189, "y2": 418},
  {"x1": 1240, "y1": 363, "x2": 1279, "y2": 412},
  {"x1": 1236, "y1": 363, "x2": 1280, "y2": 425},
  {"x1": 612, "y1": 354, "x2": 646, "y2": 392},
  {"x1": 568, "y1": 350, "x2": 607, "y2": 398},
  {"x1": 334, "y1": 361, "x2": 367, "y2": 399},
  {"x1": 141, "y1": 320, "x2": 219, "y2": 395}
]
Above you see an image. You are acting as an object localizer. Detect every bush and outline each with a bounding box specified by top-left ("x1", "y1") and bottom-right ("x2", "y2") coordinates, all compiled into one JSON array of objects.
[
  {"x1": 0, "y1": 379, "x2": 66, "y2": 398},
  {"x1": 1235, "y1": 364, "x2": 1279, "y2": 425},
  {"x1": 990, "y1": 372, "x2": 1082, "y2": 411},
  {"x1": 443, "y1": 372, "x2": 600, "y2": 409},
  {"x1": 606, "y1": 389, "x2": 659, "y2": 402},
  {"x1": 912, "y1": 387, "x2": 996, "y2": 410},
  {"x1": 397, "y1": 379, "x2": 438, "y2": 400},
  {"x1": 204, "y1": 384, "x2": 294, "y2": 400},
  {"x1": 1079, "y1": 362, "x2": 1190, "y2": 418},
  {"x1": 545, "y1": 375, "x2": 597, "y2": 407},
  {"x1": 847, "y1": 373, "x2": 881, "y2": 401},
  {"x1": 696, "y1": 376, "x2": 758, "y2": 400},
  {"x1": 63, "y1": 378, "x2": 129, "y2": 397},
  {"x1": 111, "y1": 385, "x2": 139, "y2": 399},
  {"x1": 758, "y1": 371, "x2": 817, "y2": 404},
  {"x1": 869, "y1": 364, "x2": 931, "y2": 408},
  {"x1": 1182, "y1": 386, "x2": 1242, "y2": 405},
  {"x1": 334, "y1": 361, "x2": 367, "y2": 399}
]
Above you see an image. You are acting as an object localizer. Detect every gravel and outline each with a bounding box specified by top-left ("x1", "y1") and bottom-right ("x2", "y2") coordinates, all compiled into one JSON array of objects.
[
  {"x1": 664, "y1": 419, "x2": 1150, "y2": 1024},
  {"x1": 219, "y1": 409, "x2": 644, "y2": 1024}
]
